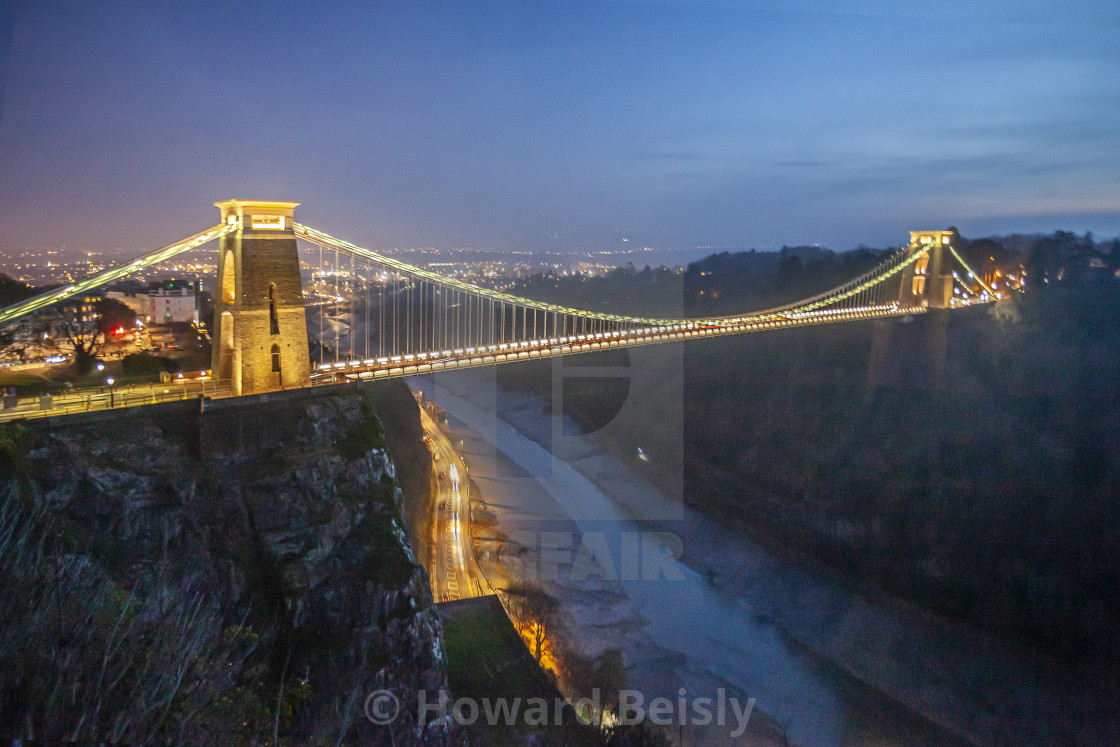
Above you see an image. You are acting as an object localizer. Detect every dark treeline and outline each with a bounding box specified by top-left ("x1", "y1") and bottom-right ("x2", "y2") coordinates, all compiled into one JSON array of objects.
[
  {"x1": 505, "y1": 231, "x2": 1120, "y2": 663},
  {"x1": 0, "y1": 275, "x2": 38, "y2": 308},
  {"x1": 683, "y1": 279, "x2": 1120, "y2": 662},
  {"x1": 507, "y1": 230, "x2": 1118, "y2": 320},
  {"x1": 506, "y1": 244, "x2": 897, "y2": 319}
]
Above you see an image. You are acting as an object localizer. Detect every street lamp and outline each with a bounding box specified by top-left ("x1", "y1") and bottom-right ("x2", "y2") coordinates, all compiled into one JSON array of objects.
[{"x1": 106, "y1": 377, "x2": 115, "y2": 408}]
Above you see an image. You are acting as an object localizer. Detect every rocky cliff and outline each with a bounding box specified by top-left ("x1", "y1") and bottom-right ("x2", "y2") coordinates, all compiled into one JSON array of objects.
[{"x1": 0, "y1": 386, "x2": 452, "y2": 746}]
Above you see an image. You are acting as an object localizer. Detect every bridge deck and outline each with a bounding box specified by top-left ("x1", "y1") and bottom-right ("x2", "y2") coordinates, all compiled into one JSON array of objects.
[{"x1": 2, "y1": 303, "x2": 938, "y2": 422}]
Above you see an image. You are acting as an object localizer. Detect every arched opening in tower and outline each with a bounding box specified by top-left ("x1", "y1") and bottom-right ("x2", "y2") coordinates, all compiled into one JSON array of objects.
[{"x1": 221, "y1": 251, "x2": 236, "y2": 305}]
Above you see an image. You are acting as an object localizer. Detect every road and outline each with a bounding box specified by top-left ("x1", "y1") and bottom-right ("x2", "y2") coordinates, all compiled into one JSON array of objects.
[{"x1": 418, "y1": 406, "x2": 491, "y2": 603}]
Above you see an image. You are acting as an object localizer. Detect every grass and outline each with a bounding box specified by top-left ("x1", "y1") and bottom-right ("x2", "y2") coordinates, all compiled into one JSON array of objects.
[
  {"x1": 440, "y1": 597, "x2": 604, "y2": 744},
  {"x1": 0, "y1": 371, "x2": 68, "y2": 395},
  {"x1": 444, "y1": 606, "x2": 535, "y2": 700},
  {"x1": 0, "y1": 354, "x2": 191, "y2": 396}
]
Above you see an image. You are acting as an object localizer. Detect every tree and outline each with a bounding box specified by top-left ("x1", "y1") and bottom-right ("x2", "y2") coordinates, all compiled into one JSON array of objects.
[
  {"x1": 589, "y1": 648, "x2": 626, "y2": 729},
  {"x1": 503, "y1": 580, "x2": 561, "y2": 665},
  {"x1": 54, "y1": 298, "x2": 137, "y2": 374}
]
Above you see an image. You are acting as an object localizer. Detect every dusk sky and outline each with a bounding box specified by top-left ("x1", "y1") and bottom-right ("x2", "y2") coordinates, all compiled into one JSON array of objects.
[{"x1": 0, "y1": 0, "x2": 1117, "y2": 255}]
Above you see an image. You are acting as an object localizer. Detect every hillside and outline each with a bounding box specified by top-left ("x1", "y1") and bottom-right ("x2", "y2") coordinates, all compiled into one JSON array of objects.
[{"x1": 0, "y1": 385, "x2": 450, "y2": 746}]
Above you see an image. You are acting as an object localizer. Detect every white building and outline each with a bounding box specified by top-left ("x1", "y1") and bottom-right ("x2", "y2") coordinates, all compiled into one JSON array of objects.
[{"x1": 147, "y1": 283, "x2": 197, "y2": 325}]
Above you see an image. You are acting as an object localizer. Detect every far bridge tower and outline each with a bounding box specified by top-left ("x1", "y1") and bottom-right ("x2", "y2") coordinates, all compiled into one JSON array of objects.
[
  {"x1": 212, "y1": 200, "x2": 311, "y2": 396},
  {"x1": 899, "y1": 229, "x2": 957, "y2": 309}
]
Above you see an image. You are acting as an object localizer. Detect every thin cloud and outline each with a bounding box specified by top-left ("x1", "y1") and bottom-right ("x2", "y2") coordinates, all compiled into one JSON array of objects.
[
  {"x1": 630, "y1": 151, "x2": 708, "y2": 162},
  {"x1": 773, "y1": 160, "x2": 830, "y2": 168}
]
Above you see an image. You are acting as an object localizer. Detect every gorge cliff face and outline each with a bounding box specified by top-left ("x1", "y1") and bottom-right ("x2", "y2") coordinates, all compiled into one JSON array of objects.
[{"x1": 0, "y1": 387, "x2": 451, "y2": 746}]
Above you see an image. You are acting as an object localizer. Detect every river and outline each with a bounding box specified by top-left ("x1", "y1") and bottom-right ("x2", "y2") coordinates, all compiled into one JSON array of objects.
[{"x1": 408, "y1": 366, "x2": 995, "y2": 746}]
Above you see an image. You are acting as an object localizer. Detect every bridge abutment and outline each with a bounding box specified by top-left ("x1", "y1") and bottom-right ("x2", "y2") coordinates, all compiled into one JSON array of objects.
[{"x1": 211, "y1": 200, "x2": 311, "y2": 396}]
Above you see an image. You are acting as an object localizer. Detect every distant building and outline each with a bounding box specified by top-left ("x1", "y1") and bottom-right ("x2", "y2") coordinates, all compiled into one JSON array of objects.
[
  {"x1": 105, "y1": 284, "x2": 148, "y2": 319},
  {"x1": 147, "y1": 281, "x2": 198, "y2": 325},
  {"x1": 61, "y1": 295, "x2": 102, "y2": 325}
]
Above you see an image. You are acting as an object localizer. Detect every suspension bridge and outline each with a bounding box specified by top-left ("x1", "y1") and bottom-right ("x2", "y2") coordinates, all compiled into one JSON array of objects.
[{"x1": 0, "y1": 200, "x2": 997, "y2": 412}]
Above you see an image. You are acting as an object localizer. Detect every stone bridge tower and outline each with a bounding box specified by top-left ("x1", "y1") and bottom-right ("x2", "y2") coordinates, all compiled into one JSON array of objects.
[
  {"x1": 211, "y1": 200, "x2": 311, "y2": 396},
  {"x1": 899, "y1": 229, "x2": 956, "y2": 309}
]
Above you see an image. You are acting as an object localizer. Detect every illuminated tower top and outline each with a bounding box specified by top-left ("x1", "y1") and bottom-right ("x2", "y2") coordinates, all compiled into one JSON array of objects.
[
  {"x1": 909, "y1": 229, "x2": 957, "y2": 246},
  {"x1": 214, "y1": 200, "x2": 300, "y2": 233}
]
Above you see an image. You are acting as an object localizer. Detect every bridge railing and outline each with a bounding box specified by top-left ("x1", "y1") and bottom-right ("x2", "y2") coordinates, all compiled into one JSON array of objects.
[{"x1": 0, "y1": 380, "x2": 230, "y2": 423}]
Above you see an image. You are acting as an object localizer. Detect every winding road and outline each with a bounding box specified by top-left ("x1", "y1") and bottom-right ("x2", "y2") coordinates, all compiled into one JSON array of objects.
[{"x1": 419, "y1": 406, "x2": 491, "y2": 602}]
